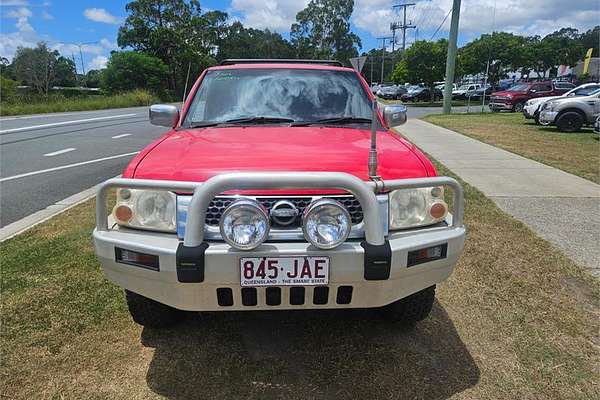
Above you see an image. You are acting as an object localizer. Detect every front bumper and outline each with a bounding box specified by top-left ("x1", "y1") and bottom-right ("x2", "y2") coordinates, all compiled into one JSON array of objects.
[
  {"x1": 489, "y1": 102, "x2": 513, "y2": 110},
  {"x1": 522, "y1": 105, "x2": 537, "y2": 118},
  {"x1": 539, "y1": 110, "x2": 558, "y2": 124},
  {"x1": 94, "y1": 225, "x2": 465, "y2": 311},
  {"x1": 93, "y1": 172, "x2": 466, "y2": 311}
]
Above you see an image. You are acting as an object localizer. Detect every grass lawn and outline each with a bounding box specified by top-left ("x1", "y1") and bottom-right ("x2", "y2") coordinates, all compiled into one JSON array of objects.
[
  {"x1": 1, "y1": 166, "x2": 598, "y2": 399},
  {"x1": 423, "y1": 112, "x2": 600, "y2": 184},
  {"x1": 0, "y1": 90, "x2": 160, "y2": 116}
]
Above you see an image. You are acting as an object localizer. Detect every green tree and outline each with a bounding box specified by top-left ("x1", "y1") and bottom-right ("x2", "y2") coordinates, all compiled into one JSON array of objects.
[
  {"x1": 291, "y1": 0, "x2": 361, "y2": 64},
  {"x1": 458, "y1": 32, "x2": 528, "y2": 85},
  {"x1": 53, "y1": 56, "x2": 77, "y2": 87},
  {"x1": 118, "y1": 0, "x2": 227, "y2": 93},
  {"x1": 522, "y1": 29, "x2": 583, "y2": 79},
  {"x1": 390, "y1": 59, "x2": 408, "y2": 84},
  {"x1": 580, "y1": 26, "x2": 599, "y2": 57},
  {"x1": 100, "y1": 51, "x2": 168, "y2": 94},
  {"x1": 13, "y1": 42, "x2": 67, "y2": 95},
  {"x1": 392, "y1": 39, "x2": 447, "y2": 100},
  {"x1": 0, "y1": 57, "x2": 16, "y2": 81},
  {"x1": 217, "y1": 22, "x2": 295, "y2": 61},
  {"x1": 84, "y1": 69, "x2": 102, "y2": 88},
  {"x1": 0, "y1": 76, "x2": 17, "y2": 102}
]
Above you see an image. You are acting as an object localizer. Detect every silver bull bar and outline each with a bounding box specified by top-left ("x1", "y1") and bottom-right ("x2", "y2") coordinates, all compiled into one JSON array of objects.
[{"x1": 96, "y1": 172, "x2": 464, "y2": 247}]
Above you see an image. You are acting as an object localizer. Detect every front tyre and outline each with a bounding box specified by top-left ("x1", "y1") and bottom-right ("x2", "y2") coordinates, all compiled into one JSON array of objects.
[
  {"x1": 384, "y1": 285, "x2": 435, "y2": 325},
  {"x1": 125, "y1": 290, "x2": 185, "y2": 328},
  {"x1": 513, "y1": 102, "x2": 525, "y2": 113},
  {"x1": 555, "y1": 111, "x2": 584, "y2": 132}
]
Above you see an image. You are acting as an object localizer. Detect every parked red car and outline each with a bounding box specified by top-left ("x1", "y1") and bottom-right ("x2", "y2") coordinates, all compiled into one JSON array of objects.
[
  {"x1": 489, "y1": 81, "x2": 572, "y2": 112},
  {"x1": 93, "y1": 59, "x2": 466, "y2": 329}
]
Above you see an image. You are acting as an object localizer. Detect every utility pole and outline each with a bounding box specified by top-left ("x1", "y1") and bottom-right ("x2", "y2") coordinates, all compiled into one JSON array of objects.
[
  {"x1": 376, "y1": 37, "x2": 392, "y2": 82},
  {"x1": 443, "y1": 0, "x2": 461, "y2": 114},
  {"x1": 77, "y1": 44, "x2": 86, "y2": 75},
  {"x1": 391, "y1": 2, "x2": 416, "y2": 53},
  {"x1": 370, "y1": 53, "x2": 374, "y2": 84}
]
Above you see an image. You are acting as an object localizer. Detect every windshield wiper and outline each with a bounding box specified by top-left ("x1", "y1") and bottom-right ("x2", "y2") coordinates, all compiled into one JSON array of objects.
[
  {"x1": 291, "y1": 117, "x2": 372, "y2": 127},
  {"x1": 187, "y1": 121, "x2": 221, "y2": 129},
  {"x1": 224, "y1": 116, "x2": 295, "y2": 124},
  {"x1": 186, "y1": 116, "x2": 295, "y2": 129}
]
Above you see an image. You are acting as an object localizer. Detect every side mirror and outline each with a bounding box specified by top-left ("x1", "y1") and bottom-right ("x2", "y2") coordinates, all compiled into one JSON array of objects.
[
  {"x1": 149, "y1": 104, "x2": 179, "y2": 127},
  {"x1": 383, "y1": 104, "x2": 407, "y2": 128}
]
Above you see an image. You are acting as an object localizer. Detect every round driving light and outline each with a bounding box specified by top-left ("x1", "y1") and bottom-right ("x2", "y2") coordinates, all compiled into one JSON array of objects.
[
  {"x1": 219, "y1": 199, "x2": 269, "y2": 250},
  {"x1": 302, "y1": 199, "x2": 351, "y2": 249}
]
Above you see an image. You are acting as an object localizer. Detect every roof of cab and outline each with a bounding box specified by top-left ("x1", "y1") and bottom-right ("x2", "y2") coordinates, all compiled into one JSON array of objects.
[{"x1": 208, "y1": 59, "x2": 354, "y2": 72}]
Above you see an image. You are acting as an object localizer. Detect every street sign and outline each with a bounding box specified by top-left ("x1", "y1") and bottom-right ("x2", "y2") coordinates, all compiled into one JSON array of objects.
[{"x1": 349, "y1": 56, "x2": 367, "y2": 73}]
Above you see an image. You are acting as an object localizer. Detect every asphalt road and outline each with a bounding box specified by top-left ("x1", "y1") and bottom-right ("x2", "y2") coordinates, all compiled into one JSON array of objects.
[
  {"x1": 0, "y1": 104, "x2": 472, "y2": 228},
  {"x1": 0, "y1": 106, "x2": 170, "y2": 227}
]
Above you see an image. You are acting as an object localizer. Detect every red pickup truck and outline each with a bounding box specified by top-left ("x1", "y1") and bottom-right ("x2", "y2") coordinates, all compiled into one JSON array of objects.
[
  {"x1": 93, "y1": 59, "x2": 465, "y2": 329},
  {"x1": 489, "y1": 81, "x2": 572, "y2": 112}
]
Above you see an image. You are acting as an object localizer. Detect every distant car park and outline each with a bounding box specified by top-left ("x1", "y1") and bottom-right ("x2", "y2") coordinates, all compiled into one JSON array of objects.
[
  {"x1": 377, "y1": 85, "x2": 407, "y2": 100},
  {"x1": 401, "y1": 87, "x2": 443, "y2": 102}
]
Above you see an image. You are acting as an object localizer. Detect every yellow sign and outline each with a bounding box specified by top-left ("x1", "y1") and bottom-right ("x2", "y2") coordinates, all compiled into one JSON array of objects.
[{"x1": 582, "y1": 48, "x2": 593, "y2": 74}]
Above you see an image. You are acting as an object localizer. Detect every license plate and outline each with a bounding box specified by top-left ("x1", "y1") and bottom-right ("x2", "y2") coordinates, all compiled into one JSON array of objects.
[{"x1": 240, "y1": 256, "x2": 329, "y2": 287}]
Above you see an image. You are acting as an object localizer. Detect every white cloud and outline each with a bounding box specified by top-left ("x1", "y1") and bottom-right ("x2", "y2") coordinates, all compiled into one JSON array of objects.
[
  {"x1": 353, "y1": 0, "x2": 600, "y2": 43},
  {"x1": 99, "y1": 38, "x2": 117, "y2": 49},
  {"x1": 88, "y1": 55, "x2": 108, "y2": 70},
  {"x1": 50, "y1": 42, "x2": 104, "y2": 56},
  {"x1": 6, "y1": 6, "x2": 33, "y2": 32},
  {"x1": 0, "y1": 0, "x2": 28, "y2": 6},
  {"x1": 229, "y1": 0, "x2": 309, "y2": 31},
  {"x1": 0, "y1": 31, "x2": 37, "y2": 58},
  {"x1": 83, "y1": 7, "x2": 119, "y2": 24},
  {"x1": 41, "y1": 10, "x2": 53, "y2": 20}
]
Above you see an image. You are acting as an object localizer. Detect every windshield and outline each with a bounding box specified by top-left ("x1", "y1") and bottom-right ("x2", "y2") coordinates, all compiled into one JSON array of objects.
[
  {"x1": 570, "y1": 85, "x2": 600, "y2": 96},
  {"x1": 507, "y1": 84, "x2": 530, "y2": 92},
  {"x1": 457, "y1": 85, "x2": 471, "y2": 90},
  {"x1": 183, "y1": 68, "x2": 372, "y2": 126}
]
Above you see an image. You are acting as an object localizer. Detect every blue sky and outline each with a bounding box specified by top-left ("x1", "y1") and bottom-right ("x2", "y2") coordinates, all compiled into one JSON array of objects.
[{"x1": 1, "y1": 0, "x2": 598, "y2": 73}]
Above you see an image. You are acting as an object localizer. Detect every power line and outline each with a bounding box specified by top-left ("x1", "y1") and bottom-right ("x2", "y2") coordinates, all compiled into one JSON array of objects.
[
  {"x1": 430, "y1": 8, "x2": 452, "y2": 41},
  {"x1": 391, "y1": 2, "x2": 416, "y2": 52}
]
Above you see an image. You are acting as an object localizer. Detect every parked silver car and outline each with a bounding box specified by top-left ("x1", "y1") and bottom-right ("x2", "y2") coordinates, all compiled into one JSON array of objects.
[
  {"x1": 539, "y1": 90, "x2": 600, "y2": 132},
  {"x1": 523, "y1": 83, "x2": 600, "y2": 124}
]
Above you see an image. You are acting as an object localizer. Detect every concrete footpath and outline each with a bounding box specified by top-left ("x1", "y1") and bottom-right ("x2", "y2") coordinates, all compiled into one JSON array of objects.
[{"x1": 397, "y1": 119, "x2": 600, "y2": 277}]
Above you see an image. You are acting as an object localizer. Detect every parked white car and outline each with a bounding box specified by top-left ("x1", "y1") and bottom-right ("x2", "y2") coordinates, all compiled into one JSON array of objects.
[
  {"x1": 452, "y1": 84, "x2": 481, "y2": 99},
  {"x1": 523, "y1": 83, "x2": 600, "y2": 124}
]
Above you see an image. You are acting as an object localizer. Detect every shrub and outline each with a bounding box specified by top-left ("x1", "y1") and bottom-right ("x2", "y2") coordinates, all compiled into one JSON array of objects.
[{"x1": 101, "y1": 51, "x2": 168, "y2": 95}]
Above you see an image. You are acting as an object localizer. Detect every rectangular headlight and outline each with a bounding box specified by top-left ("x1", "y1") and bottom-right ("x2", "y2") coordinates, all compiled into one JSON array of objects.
[
  {"x1": 112, "y1": 188, "x2": 177, "y2": 232},
  {"x1": 389, "y1": 186, "x2": 448, "y2": 230}
]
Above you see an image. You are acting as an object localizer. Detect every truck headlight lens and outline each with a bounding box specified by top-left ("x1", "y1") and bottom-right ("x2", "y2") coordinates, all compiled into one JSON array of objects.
[
  {"x1": 113, "y1": 189, "x2": 176, "y2": 232},
  {"x1": 220, "y1": 199, "x2": 269, "y2": 250},
  {"x1": 389, "y1": 187, "x2": 448, "y2": 229},
  {"x1": 302, "y1": 199, "x2": 351, "y2": 249}
]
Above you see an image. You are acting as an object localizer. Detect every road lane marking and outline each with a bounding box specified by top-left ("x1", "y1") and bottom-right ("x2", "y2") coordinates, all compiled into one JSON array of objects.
[
  {"x1": 111, "y1": 133, "x2": 132, "y2": 139},
  {"x1": 0, "y1": 152, "x2": 139, "y2": 183},
  {"x1": 0, "y1": 111, "x2": 116, "y2": 121},
  {"x1": 0, "y1": 113, "x2": 139, "y2": 134},
  {"x1": 44, "y1": 148, "x2": 76, "y2": 157}
]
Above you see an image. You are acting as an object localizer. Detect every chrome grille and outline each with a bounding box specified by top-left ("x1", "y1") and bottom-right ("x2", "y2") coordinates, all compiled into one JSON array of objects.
[
  {"x1": 204, "y1": 196, "x2": 363, "y2": 227},
  {"x1": 177, "y1": 194, "x2": 389, "y2": 241}
]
